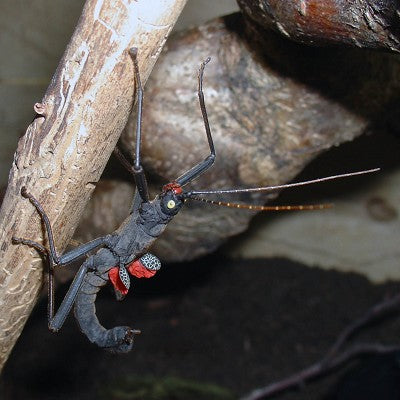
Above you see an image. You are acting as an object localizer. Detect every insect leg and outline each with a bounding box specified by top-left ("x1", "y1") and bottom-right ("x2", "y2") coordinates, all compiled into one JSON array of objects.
[
  {"x1": 113, "y1": 147, "x2": 144, "y2": 214},
  {"x1": 13, "y1": 187, "x2": 113, "y2": 265},
  {"x1": 57, "y1": 236, "x2": 115, "y2": 265},
  {"x1": 12, "y1": 187, "x2": 117, "y2": 331},
  {"x1": 49, "y1": 240, "x2": 117, "y2": 332},
  {"x1": 13, "y1": 233, "x2": 115, "y2": 331},
  {"x1": 175, "y1": 57, "x2": 216, "y2": 187},
  {"x1": 14, "y1": 187, "x2": 60, "y2": 263},
  {"x1": 48, "y1": 259, "x2": 92, "y2": 332},
  {"x1": 127, "y1": 47, "x2": 149, "y2": 203}
]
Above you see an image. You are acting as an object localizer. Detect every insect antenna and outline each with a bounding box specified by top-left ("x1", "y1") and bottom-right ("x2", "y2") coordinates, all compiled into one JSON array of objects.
[
  {"x1": 183, "y1": 168, "x2": 380, "y2": 211},
  {"x1": 186, "y1": 197, "x2": 333, "y2": 211},
  {"x1": 184, "y1": 168, "x2": 379, "y2": 197}
]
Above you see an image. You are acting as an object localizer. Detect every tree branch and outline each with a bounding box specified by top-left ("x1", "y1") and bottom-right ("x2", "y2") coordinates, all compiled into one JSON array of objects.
[
  {"x1": 0, "y1": 0, "x2": 187, "y2": 371},
  {"x1": 237, "y1": 0, "x2": 400, "y2": 52},
  {"x1": 240, "y1": 293, "x2": 400, "y2": 400}
]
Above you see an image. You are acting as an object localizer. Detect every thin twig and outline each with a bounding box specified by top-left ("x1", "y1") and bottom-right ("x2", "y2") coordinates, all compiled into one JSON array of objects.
[{"x1": 240, "y1": 293, "x2": 400, "y2": 400}]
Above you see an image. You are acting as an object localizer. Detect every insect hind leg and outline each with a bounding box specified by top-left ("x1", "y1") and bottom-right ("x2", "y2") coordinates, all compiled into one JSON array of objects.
[{"x1": 12, "y1": 187, "x2": 114, "y2": 332}]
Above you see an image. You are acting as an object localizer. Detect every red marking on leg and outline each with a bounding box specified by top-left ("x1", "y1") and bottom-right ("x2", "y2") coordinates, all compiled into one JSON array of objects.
[
  {"x1": 108, "y1": 266, "x2": 129, "y2": 295},
  {"x1": 127, "y1": 259, "x2": 157, "y2": 278},
  {"x1": 109, "y1": 258, "x2": 158, "y2": 296}
]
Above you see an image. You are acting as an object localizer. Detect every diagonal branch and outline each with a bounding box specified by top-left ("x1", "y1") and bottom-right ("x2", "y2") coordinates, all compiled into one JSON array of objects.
[{"x1": 0, "y1": 0, "x2": 187, "y2": 372}]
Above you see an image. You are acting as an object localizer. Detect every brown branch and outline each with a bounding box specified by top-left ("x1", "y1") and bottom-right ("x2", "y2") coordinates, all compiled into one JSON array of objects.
[
  {"x1": 0, "y1": 0, "x2": 187, "y2": 371},
  {"x1": 240, "y1": 293, "x2": 400, "y2": 400},
  {"x1": 237, "y1": 0, "x2": 400, "y2": 52}
]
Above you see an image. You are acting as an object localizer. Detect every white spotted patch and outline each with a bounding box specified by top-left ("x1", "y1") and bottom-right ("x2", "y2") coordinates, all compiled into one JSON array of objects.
[
  {"x1": 140, "y1": 253, "x2": 161, "y2": 271},
  {"x1": 119, "y1": 266, "x2": 130, "y2": 290}
]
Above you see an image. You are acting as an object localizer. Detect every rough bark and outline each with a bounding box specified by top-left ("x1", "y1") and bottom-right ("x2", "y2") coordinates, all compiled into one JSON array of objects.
[
  {"x1": 0, "y1": 0, "x2": 187, "y2": 371},
  {"x1": 236, "y1": 0, "x2": 400, "y2": 52}
]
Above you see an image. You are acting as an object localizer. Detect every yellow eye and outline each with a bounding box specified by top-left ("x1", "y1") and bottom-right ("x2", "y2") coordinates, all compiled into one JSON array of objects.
[{"x1": 167, "y1": 200, "x2": 176, "y2": 209}]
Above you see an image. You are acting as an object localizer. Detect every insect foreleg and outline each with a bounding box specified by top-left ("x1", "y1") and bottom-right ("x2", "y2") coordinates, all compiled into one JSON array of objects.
[
  {"x1": 128, "y1": 47, "x2": 149, "y2": 203},
  {"x1": 174, "y1": 57, "x2": 215, "y2": 187}
]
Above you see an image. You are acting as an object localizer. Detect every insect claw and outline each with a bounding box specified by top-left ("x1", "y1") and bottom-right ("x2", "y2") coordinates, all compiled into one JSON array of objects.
[
  {"x1": 129, "y1": 47, "x2": 138, "y2": 57},
  {"x1": 124, "y1": 328, "x2": 141, "y2": 344},
  {"x1": 20, "y1": 186, "x2": 28, "y2": 197}
]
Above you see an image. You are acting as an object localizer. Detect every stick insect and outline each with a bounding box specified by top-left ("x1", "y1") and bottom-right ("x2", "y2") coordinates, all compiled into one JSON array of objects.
[{"x1": 12, "y1": 48, "x2": 379, "y2": 353}]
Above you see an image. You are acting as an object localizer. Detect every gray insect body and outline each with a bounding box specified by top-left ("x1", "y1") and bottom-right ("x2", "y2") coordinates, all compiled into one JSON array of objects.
[
  {"x1": 71, "y1": 195, "x2": 183, "y2": 353},
  {"x1": 12, "y1": 48, "x2": 377, "y2": 353},
  {"x1": 109, "y1": 197, "x2": 179, "y2": 267},
  {"x1": 12, "y1": 71, "x2": 193, "y2": 352}
]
